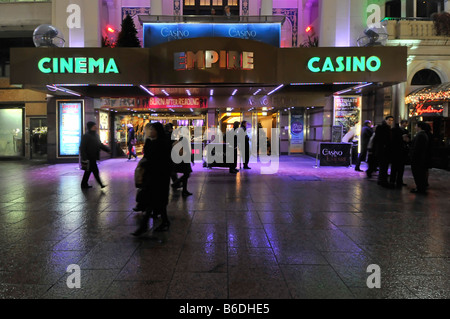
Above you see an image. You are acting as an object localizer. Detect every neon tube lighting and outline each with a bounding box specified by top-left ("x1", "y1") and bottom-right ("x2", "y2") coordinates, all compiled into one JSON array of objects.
[
  {"x1": 267, "y1": 84, "x2": 284, "y2": 96},
  {"x1": 231, "y1": 89, "x2": 238, "y2": 96},
  {"x1": 46, "y1": 85, "x2": 81, "y2": 97},
  {"x1": 186, "y1": 90, "x2": 191, "y2": 96},
  {"x1": 210, "y1": 89, "x2": 214, "y2": 96},
  {"x1": 253, "y1": 89, "x2": 262, "y2": 95},
  {"x1": 98, "y1": 84, "x2": 133, "y2": 87},
  {"x1": 354, "y1": 82, "x2": 373, "y2": 89},
  {"x1": 140, "y1": 85, "x2": 155, "y2": 96},
  {"x1": 291, "y1": 83, "x2": 324, "y2": 86}
]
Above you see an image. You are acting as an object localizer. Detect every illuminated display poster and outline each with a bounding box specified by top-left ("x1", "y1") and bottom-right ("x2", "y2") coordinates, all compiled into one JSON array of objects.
[
  {"x1": 290, "y1": 114, "x2": 304, "y2": 154},
  {"x1": 333, "y1": 96, "x2": 361, "y2": 136},
  {"x1": 58, "y1": 101, "x2": 83, "y2": 157},
  {"x1": 143, "y1": 23, "x2": 281, "y2": 48}
]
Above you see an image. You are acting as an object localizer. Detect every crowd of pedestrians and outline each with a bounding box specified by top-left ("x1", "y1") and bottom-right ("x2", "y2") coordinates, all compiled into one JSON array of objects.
[{"x1": 355, "y1": 115, "x2": 432, "y2": 194}]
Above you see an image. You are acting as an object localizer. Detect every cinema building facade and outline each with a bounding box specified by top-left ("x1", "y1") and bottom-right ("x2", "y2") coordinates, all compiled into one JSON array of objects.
[{"x1": 9, "y1": 16, "x2": 407, "y2": 164}]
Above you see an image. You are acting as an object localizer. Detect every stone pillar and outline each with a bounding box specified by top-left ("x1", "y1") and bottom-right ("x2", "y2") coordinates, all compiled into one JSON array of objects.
[
  {"x1": 445, "y1": 0, "x2": 450, "y2": 12},
  {"x1": 151, "y1": 0, "x2": 163, "y2": 16},
  {"x1": 401, "y1": 0, "x2": 407, "y2": 17},
  {"x1": 261, "y1": 0, "x2": 273, "y2": 16}
]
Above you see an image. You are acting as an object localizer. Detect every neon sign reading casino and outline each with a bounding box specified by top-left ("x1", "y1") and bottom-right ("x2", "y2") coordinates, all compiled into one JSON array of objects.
[{"x1": 308, "y1": 56, "x2": 381, "y2": 73}]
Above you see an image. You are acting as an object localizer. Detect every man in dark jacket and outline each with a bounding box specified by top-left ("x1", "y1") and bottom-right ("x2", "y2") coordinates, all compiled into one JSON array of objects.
[
  {"x1": 80, "y1": 121, "x2": 111, "y2": 189},
  {"x1": 127, "y1": 124, "x2": 137, "y2": 161},
  {"x1": 374, "y1": 116, "x2": 394, "y2": 187},
  {"x1": 355, "y1": 120, "x2": 373, "y2": 172},
  {"x1": 410, "y1": 121, "x2": 430, "y2": 194},
  {"x1": 389, "y1": 121, "x2": 409, "y2": 188}
]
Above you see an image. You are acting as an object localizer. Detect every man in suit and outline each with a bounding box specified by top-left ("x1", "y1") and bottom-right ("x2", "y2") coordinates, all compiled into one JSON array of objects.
[{"x1": 355, "y1": 120, "x2": 373, "y2": 172}]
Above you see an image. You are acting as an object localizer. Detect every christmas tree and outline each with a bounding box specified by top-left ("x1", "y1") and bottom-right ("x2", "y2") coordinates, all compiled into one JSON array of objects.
[{"x1": 116, "y1": 15, "x2": 141, "y2": 47}]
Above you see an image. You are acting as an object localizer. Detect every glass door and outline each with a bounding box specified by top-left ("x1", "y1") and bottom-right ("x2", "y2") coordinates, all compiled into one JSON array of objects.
[
  {"x1": 30, "y1": 117, "x2": 48, "y2": 160},
  {"x1": 0, "y1": 107, "x2": 24, "y2": 157}
]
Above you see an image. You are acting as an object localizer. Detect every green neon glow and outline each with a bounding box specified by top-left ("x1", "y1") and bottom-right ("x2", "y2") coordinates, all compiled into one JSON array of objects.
[
  {"x1": 307, "y1": 57, "x2": 321, "y2": 73},
  {"x1": 307, "y1": 56, "x2": 381, "y2": 73},
  {"x1": 38, "y1": 57, "x2": 51, "y2": 73},
  {"x1": 366, "y1": 56, "x2": 382, "y2": 72},
  {"x1": 37, "y1": 57, "x2": 119, "y2": 74}
]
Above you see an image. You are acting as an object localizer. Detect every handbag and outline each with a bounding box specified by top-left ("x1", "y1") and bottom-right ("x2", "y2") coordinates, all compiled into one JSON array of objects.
[
  {"x1": 131, "y1": 138, "x2": 137, "y2": 146},
  {"x1": 81, "y1": 160, "x2": 90, "y2": 171},
  {"x1": 134, "y1": 158, "x2": 147, "y2": 188}
]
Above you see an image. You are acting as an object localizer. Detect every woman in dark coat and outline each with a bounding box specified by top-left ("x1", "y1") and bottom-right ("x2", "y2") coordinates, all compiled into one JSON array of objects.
[
  {"x1": 172, "y1": 134, "x2": 193, "y2": 197},
  {"x1": 132, "y1": 122, "x2": 171, "y2": 235},
  {"x1": 127, "y1": 124, "x2": 137, "y2": 161}
]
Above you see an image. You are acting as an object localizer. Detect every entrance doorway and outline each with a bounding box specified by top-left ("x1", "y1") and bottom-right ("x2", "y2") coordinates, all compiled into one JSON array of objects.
[{"x1": 30, "y1": 117, "x2": 48, "y2": 160}]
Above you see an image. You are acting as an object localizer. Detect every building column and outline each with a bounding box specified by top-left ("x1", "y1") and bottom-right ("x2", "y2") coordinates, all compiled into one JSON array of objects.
[
  {"x1": 401, "y1": 0, "x2": 407, "y2": 17},
  {"x1": 445, "y1": 0, "x2": 450, "y2": 12},
  {"x1": 261, "y1": 0, "x2": 273, "y2": 16},
  {"x1": 151, "y1": 0, "x2": 162, "y2": 16}
]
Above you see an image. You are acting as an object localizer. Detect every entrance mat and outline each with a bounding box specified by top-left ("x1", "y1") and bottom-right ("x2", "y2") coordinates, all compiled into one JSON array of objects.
[{"x1": 290, "y1": 175, "x2": 322, "y2": 181}]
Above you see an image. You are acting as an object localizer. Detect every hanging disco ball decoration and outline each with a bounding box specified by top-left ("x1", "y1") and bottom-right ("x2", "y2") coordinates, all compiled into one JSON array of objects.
[{"x1": 33, "y1": 24, "x2": 65, "y2": 48}]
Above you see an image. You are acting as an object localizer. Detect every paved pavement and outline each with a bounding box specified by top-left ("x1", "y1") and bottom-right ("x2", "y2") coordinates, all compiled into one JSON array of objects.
[{"x1": 0, "y1": 156, "x2": 449, "y2": 299}]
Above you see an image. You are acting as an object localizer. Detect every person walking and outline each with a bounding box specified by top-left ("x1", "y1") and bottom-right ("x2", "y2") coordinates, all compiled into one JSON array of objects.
[
  {"x1": 132, "y1": 122, "x2": 172, "y2": 236},
  {"x1": 240, "y1": 121, "x2": 251, "y2": 169},
  {"x1": 127, "y1": 124, "x2": 137, "y2": 161},
  {"x1": 164, "y1": 123, "x2": 179, "y2": 188},
  {"x1": 355, "y1": 120, "x2": 373, "y2": 172},
  {"x1": 374, "y1": 116, "x2": 394, "y2": 188},
  {"x1": 226, "y1": 121, "x2": 240, "y2": 174},
  {"x1": 365, "y1": 127, "x2": 378, "y2": 178},
  {"x1": 79, "y1": 122, "x2": 110, "y2": 189},
  {"x1": 389, "y1": 122, "x2": 408, "y2": 188},
  {"x1": 410, "y1": 121, "x2": 430, "y2": 194},
  {"x1": 173, "y1": 133, "x2": 193, "y2": 197}
]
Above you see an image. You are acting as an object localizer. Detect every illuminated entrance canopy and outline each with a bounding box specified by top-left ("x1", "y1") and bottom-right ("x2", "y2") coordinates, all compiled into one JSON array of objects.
[
  {"x1": 308, "y1": 56, "x2": 381, "y2": 73},
  {"x1": 38, "y1": 57, "x2": 119, "y2": 74},
  {"x1": 174, "y1": 50, "x2": 254, "y2": 70}
]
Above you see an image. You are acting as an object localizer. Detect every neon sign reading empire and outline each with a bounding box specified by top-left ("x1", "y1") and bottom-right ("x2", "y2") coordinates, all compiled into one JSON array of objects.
[
  {"x1": 308, "y1": 56, "x2": 381, "y2": 73},
  {"x1": 38, "y1": 57, "x2": 119, "y2": 74},
  {"x1": 174, "y1": 50, "x2": 254, "y2": 70}
]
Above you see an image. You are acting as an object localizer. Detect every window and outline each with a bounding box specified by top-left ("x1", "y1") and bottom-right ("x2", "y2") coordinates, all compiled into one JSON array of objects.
[
  {"x1": 411, "y1": 69, "x2": 442, "y2": 86},
  {"x1": 183, "y1": 0, "x2": 239, "y2": 15}
]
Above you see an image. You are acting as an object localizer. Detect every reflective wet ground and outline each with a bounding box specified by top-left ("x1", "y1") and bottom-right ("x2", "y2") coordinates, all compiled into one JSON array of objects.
[{"x1": 0, "y1": 156, "x2": 449, "y2": 299}]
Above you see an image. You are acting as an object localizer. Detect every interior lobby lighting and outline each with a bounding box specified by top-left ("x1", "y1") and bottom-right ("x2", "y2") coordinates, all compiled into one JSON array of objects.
[
  {"x1": 186, "y1": 90, "x2": 191, "y2": 96},
  {"x1": 210, "y1": 89, "x2": 214, "y2": 96},
  {"x1": 354, "y1": 82, "x2": 373, "y2": 89},
  {"x1": 253, "y1": 89, "x2": 262, "y2": 95},
  {"x1": 267, "y1": 84, "x2": 284, "y2": 96},
  {"x1": 162, "y1": 89, "x2": 170, "y2": 96},
  {"x1": 231, "y1": 89, "x2": 238, "y2": 96},
  {"x1": 291, "y1": 83, "x2": 324, "y2": 86},
  {"x1": 98, "y1": 84, "x2": 133, "y2": 87},
  {"x1": 335, "y1": 88, "x2": 353, "y2": 95},
  {"x1": 140, "y1": 85, "x2": 155, "y2": 96},
  {"x1": 46, "y1": 85, "x2": 81, "y2": 97}
]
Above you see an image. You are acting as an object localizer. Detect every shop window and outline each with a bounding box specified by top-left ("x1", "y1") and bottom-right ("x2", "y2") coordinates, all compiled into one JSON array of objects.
[
  {"x1": 411, "y1": 69, "x2": 442, "y2": 85},
  {"x1": 183, "y1": 0, "x2": 239, "y2": 15},
  {"x1": 0, "y1": 108, "x2": 24, "y2": 157}
]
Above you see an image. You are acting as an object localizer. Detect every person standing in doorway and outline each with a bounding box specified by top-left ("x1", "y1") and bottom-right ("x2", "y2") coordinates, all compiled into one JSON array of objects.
[
  {"x1": 165, "y1": 123, "x2": 179, "y2": 188},
  {"x1": 224, "y1": 5, "x2": 231, "y2": 17},
  {"x1": 374, "y1": 116, "x2": 394, "y2": 188},
  {"x1": 80, "y1": 121, "x2": 110, "y2": 189},
  {"x1": 226, "y1": 121, "x2": 240, "y2": 174},
  {"x1": 390, "y1": 120, "x2": 410, "y2": 188},
  {"x1": 355, "y1": 120, "x2": 373, "y2": 172},
  {"x1": 410, "y1": 121, "x2": 430, "y2": 194},
  {"x1": 240, "y1": 121, "x2": 251, "y2": 169},
  {"x1": 127, "y1": 124, "x2": 137, "y2": 161},
  {"x1": 132, "y1": 122, "x2": 172, "y2": 236}
]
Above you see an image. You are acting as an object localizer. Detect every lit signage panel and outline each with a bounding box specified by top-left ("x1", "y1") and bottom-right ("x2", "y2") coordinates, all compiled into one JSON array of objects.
[
  {"x1": 143, "y1": 23, "x2": 281, "y2": 48},
  {"x1": 58, "y1": 101, "x2": 84, "y2": 157}
]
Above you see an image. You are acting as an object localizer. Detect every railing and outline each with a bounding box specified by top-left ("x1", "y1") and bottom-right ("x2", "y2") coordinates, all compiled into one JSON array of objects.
[
  {"x1": 138, "y1": 15, "x2": 286, "y2": 25},
  {"x1": 385, "y1": 19, "x2": 449, "y2": 40},
  {"x1": 0, "y1": 0, "x2": 50, "y2": 3}
]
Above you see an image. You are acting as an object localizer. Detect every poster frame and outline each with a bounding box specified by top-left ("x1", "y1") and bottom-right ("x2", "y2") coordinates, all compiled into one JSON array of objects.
[{"x1": 56, "y1": 100, "x2": 85, "y2": 159}]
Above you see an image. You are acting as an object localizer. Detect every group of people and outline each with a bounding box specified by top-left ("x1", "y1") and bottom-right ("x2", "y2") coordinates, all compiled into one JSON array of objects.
[
  {"x1": 355, "y1": 116, "x2": 432, "y2": 194},
  {"x1": 225, "y1": 121, "x2": 252, "y2": 174}
]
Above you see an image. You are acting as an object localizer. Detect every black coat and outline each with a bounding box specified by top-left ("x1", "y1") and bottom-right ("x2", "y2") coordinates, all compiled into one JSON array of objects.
[
  {"x1": 142, "y1": 137, "x2": 171, "y2": 207},
  {"x1": 360, "y1": 126, "x2": 373, "y2": 151},
  {"x1": 127, "y1": 127, "x2": 135, "y2": 146},
  {"x1": 411, "y1": 130, "x2": 430, "y2": 167},
  {"x1": 374, "y1": 122, "x2": 392, "y2": 159},
  {"x1": 79, "y1": 131, "x2": 110, "y2": 161}
]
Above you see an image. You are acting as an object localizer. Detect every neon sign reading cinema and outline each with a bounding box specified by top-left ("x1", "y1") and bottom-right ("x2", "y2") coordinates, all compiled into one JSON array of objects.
[
  {"x1": 38, "y1": 57, "x2": 119, "y2": 74},
  {"x1": 308, "y1": 56, "x2": 381, "y2": 73}
]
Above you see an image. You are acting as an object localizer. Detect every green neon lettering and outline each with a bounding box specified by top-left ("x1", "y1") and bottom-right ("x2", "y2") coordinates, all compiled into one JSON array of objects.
[
  {"x1": 353, "y1": 56, "x2": 365, "y2": 72},
  {"x1": 366, "y1": 56, "x2": 381, "y2": 72},
  {"x1": 60, "y1": 58, "x2": 73, "y2": 73},
  {"x1": 346, "y1": 57, "x2": 352, "y2": 72},
  {"x1": 38, "y1": 57, "x2": 51, "y2": 73},
  {"x1": 335, "y1": 57, "x2": 345, "y2": 72},
  {"x1": 307, "y1": 57, "x2": 321, "y2": 73},
  {"x1": 322, "y1": 57, "x2": 335, "y2": 72},
  {"x1": 89, "y1": 58, "x2": 105, "y2": 73},
  {"x1": 105, "y1": 59, "x2": 119, "y2": 73},
  {"x1": 75, "y1": 58, "x2": 87, "y2": 74},
  {"x1": 53, "y1": 58, "x2": 59, "y2": 73}
]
